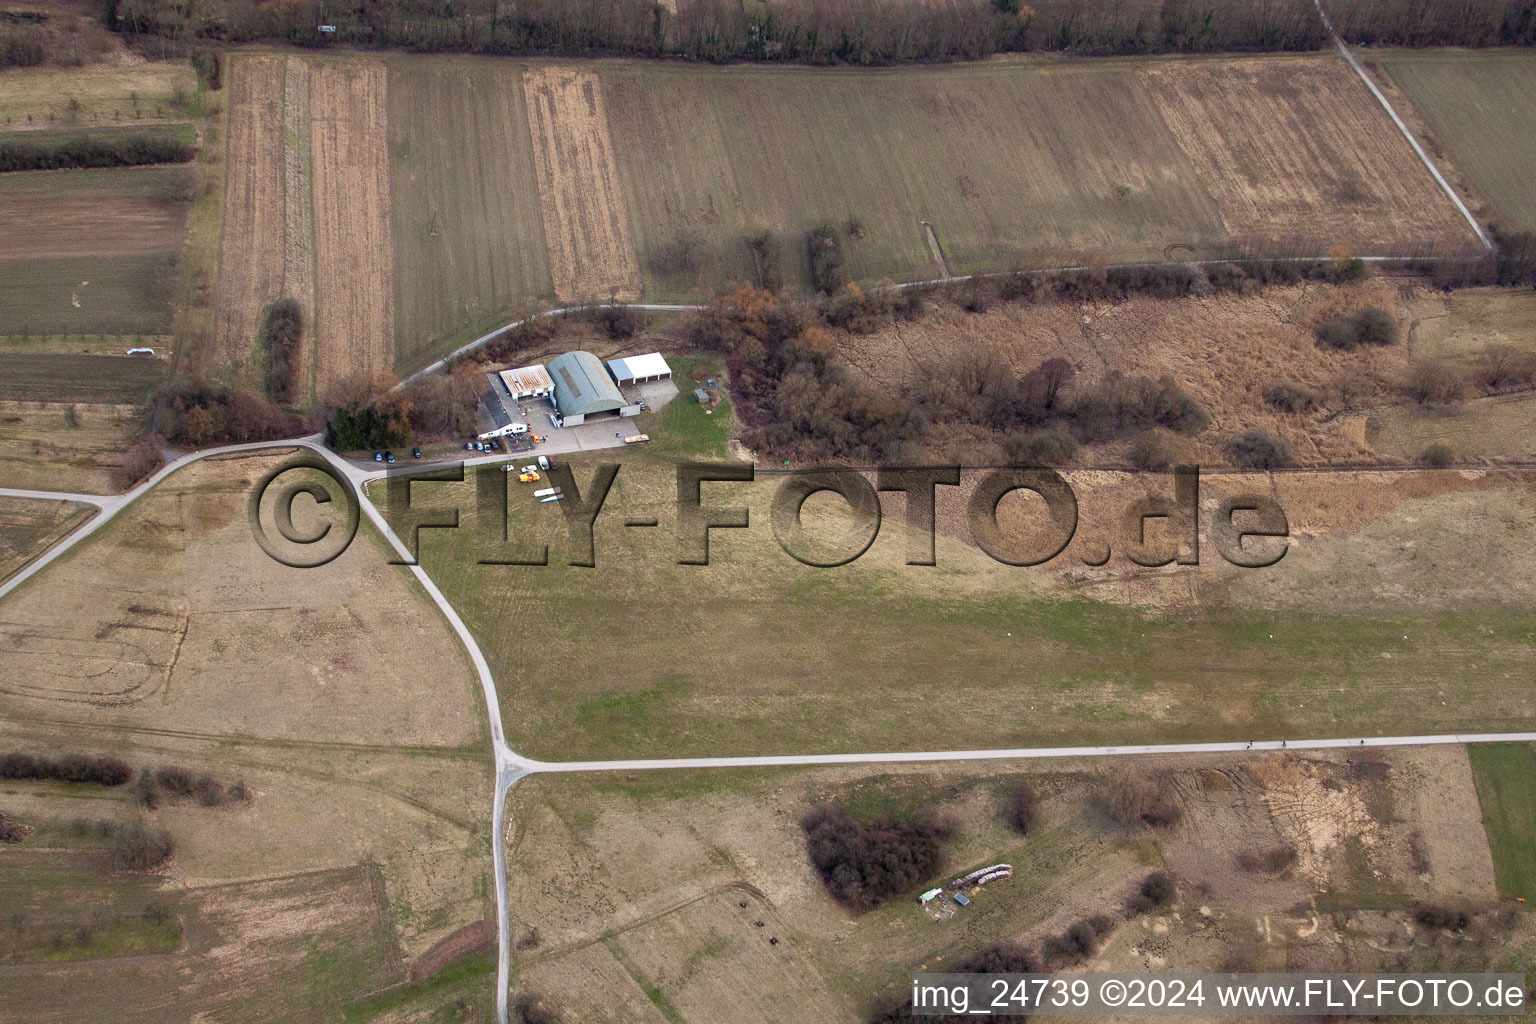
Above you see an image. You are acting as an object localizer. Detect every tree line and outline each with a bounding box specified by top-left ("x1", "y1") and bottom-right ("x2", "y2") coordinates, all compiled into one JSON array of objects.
[
  {"x1": 100, "y1": 0, "x2": 1535, "y2": 64},
  {"x1": 0, "y1": 133, "x2": 193, "y2": 174}
]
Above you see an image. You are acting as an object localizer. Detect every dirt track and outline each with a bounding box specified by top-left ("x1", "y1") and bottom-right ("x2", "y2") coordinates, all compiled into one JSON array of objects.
[
  {"x1": 311, "y1": 61, "x2": 396, "y2": 394},
  {"x1": 522, "y1": 67, "x2": 641, "y2": 302}
]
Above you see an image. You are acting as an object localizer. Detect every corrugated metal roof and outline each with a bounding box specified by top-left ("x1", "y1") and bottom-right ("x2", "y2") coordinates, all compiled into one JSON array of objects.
[
  {"x1": 607, "y1": 352, "x2": 671, "y2": 381},
  {"x1": 498, "y1": 364, "x2": 555, "y2": 396},
  {"x1": 547, "y1": 351, "x2": 624, "y2": 417}
]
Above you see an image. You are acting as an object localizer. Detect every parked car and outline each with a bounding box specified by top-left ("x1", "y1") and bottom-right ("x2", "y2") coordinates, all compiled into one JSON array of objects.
[
  {"x1": 385, "y1": 451, "x2": 395, "y2": 464},
  {"x1": 536, "y1": 455, "x2": 553, "y2": 471},
  {"x1": 465, "y1": 441, "x2": 475, "y2": 451},
  {"x1": 373, "y1": 452, "x2": 383, "y2": 462},
  {"x1": 412, "y1": 447, "x2": 422, "y2": 459},
  {"x1": 488, "y1": 439, "x2": 501, "y2": 451}
]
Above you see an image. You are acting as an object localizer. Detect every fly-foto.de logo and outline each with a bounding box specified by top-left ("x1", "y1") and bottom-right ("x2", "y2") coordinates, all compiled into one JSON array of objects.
[{"x1": 250, "y1": 459, "x2": 1288, "y2": 571}]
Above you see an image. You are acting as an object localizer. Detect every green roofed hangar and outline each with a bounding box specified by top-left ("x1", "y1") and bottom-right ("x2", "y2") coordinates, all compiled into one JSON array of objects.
[{"x1": 547, "y1": 350, "x2": 626, "y2": 425}]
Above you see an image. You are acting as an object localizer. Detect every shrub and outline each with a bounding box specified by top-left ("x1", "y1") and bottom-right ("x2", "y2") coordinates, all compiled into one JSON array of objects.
[
  {"x1": 807, "y1": 225, "x2": 847, "y2": 294},
  {"x1": 1478, "y1": 344, "x2": 1536, "y2": 390},
  {"x1": 1128, "y1": 429, "x2": 1178, "y2": 471},
  {"x1": 114, "y1": 440, "x2": 165, "y2": 491},
  {"x1": 1414, "y1": 905, "x2": 1470, "y2": 931},
  {"x1": 1228, "y1": 430, "x2": 1290, "y2": 470},
  {"x1": 109, "y1": 818, "x2": 175, "y2": 872},
  {"x1": 1420, "y1": 443, "x2": 1454, "y2": 467},
  {"x1": 1263, "y1": 380, "x2": 1321, "y2": 413},
  {"x1": 1005, "y1": 426, "x2": 1077, "y2": 467},
  {"x1": 1406, "y1": 359, "x2": 1465, "y2": 405},
  {"x1": 514, "y1": 994, "x2": 562, "y2": 1024},
  {"x1": 1105, "y1": 773, "x2": 1183, "y2": 828},
  {"x1": 745, "y1": 231, "x2": 785, "y2": 292},
  {"x1": 261, "y1": 298, "x2": 303, "y2": 403},
  {"x1": 0, "y1": 811, "x2": 31, "y2": 843},
  {"x1": 1041, "y1": 915, "x2": 1115, "y2": 966},
  {"x1": 584, "y1": 305, "x2": 644, "y2": 340},
  {"x1": 1314, "y1": 306, "x2": 1398, "y2": 350},
  {"x1": 1004, "y1": 782, "x2": 1038, "y2": 835},
  {"x1": 801, "y1": 804, "x2": 950, "y2": 909},
  {"x1": 1236, "y1": 845, "x2": 1298, "y2": 874},
  {"x1": 1126, "y1": 871, "x2": 1177, "y2": 915},
  {"x1": 648, "y1": 229, "x2": 708, "y2": 278}
]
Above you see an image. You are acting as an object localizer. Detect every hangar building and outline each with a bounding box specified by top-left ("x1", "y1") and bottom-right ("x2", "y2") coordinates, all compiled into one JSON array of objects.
[{"x1": 547, "y1": 350, "x2": 627, "y2": 426}]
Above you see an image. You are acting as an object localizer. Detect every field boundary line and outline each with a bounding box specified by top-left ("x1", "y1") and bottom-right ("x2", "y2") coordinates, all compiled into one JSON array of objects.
[
  {"x1": 1311, "y1": 0, "x2": 1490, "y2": 248},
  {"x1": 516, "y1": 732, "x2": 1536, "y2": 774}
]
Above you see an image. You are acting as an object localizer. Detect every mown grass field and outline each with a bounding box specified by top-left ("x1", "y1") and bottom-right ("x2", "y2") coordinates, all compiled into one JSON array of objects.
[
  {"x1": 1375, "y1": 49, "x2": 1536, "y2": 233},
  {"x1": 0, "y1": 62, "x2": 196, "y2": 131},
  {"x1": 406, "y1": 457, "x2": 1536, "y2": 761},
  {"x1": 1468, "y1": 742, "x2": 1536, "y2": 900}
]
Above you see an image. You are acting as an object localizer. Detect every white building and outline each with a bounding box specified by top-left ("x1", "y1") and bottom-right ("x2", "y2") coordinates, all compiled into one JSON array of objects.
[
  {"x1": 497, "y1": 364, "x2": 556, "y2": 400},
  {"x1": 606, "y1": 352, "x2": 672, "y2": 387}
]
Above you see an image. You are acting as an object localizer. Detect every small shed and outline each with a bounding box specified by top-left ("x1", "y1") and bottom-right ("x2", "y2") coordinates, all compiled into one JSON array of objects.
[
  {"x1": 607, "y1": 352, "x2": 672, "y2": 386},
  {"x1": 694, "y1": 388, "x2": 711, "y2": 405},
  {"x1": 953, "y1": 893, "x2": 971, "y2": 907},
  {"x1": 918, "y1": 888, "x2": 943, "y2": 904}
]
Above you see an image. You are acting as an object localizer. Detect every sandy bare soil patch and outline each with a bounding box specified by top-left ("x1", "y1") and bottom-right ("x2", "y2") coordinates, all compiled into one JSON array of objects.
[
  {"x1": 0, "y1": 451, "x2": 480, "y2": 747},
  {"x1": 311, "y1": 60, "x2": 396, "y2": 395},
  {"x1": 522, "y1": 66, "x2": 641, "y2": 302},
  {"x1": 211, "y1": 54, "x2": 287, "y2": 381},
  {"x1": 1140, "y1": 56, "x2": 1477, "y2": 255}
]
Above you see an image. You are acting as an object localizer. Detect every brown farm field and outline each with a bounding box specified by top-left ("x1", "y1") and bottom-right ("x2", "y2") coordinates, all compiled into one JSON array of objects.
[
  {"x1": 209, "y1": 49, "x2": 1482, "y2": 382},
  {"x1": 385, "y1": 57, "x2": 552, "y2": 370},
  {"x1": 310, "y1": 59, "x2": 395, "y2": 396},
  {"x1": 0, "y1": 166, "x2": 192, "y2": 336},
  {"x1": 504, "y1": 745, "x2": 1531, "y2": 1024},
  {"x1": 522, "y1": 66, "x2": 642, "y2": 304},
  {"x1": 1372, "y1": 48, "x2": 1536, "y2": 234}
]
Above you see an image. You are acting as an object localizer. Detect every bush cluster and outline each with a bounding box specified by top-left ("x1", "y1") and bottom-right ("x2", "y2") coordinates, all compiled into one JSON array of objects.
[
  {"x1": 1126, "y1": 871, "x2": 1177, "y2": 915},
  {"x1": 0, "y1": 752, "x2": 132, "y2": 787},
  {"x1": 134, "y1": 766, "x2": 250, "y2": 810},
  {"x1": 583, "y1": 305, "x2": 645, "y2": 340},
  {"x1": 1314, "y1": 306, "x2": 1398, "y2": 350},
  {"x1": 0, "y1": 810, "x2": 31, "y2": 843},
  {"x1": 802, "y1": 804, "x2": 951, "y2": 909},
  {"x1": 149, "y1": 377, "x2": 294, "y2": 447},
  {"x1": 1263, "y1": 380, "x2": 1322, "y2": 413},
  {"x1": 1105, "y1": 772, "x2": 1184, "y2": 828},
  {"x1": 109, "y1": 817, "x2": 175, "y2": 872},
  {"x1": 261, "y1": 299, "x2": 303, "y2": 403},
  {"x1": 808, "y1": 226, "x2": 847, "y2": 294},
  {"x1": 1228, "y1": 430, "x2": 1291, "y2": 470},
  {"x1": 1415, "y1": 905, "x2": 1471, "y2": 931},
  {"x1": 1003, "y1": 782, "x2": 1038, "y2": 835},
  {"x1": 1041, "y1": 914, "x2": 1116, "y2": 967},
  {"x1": 0, "y1": 134, "x2": 193, "y2": 173}
]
